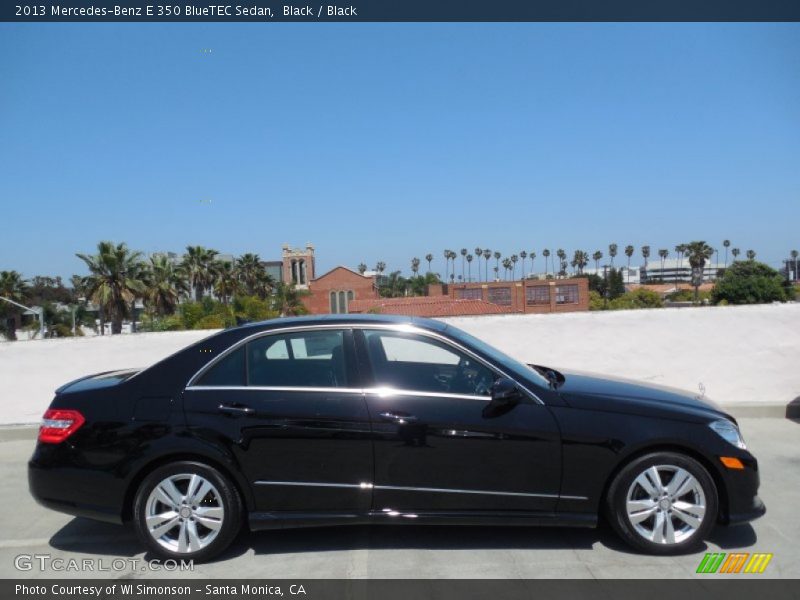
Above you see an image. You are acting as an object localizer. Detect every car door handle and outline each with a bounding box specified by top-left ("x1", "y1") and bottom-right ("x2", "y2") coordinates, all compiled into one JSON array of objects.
[
  {"x1": 379, "y1": 411, "x2": 417, "y2": 423},
  {"x1": 218, "y1": 404, "x2": 255, "y2": 417}
]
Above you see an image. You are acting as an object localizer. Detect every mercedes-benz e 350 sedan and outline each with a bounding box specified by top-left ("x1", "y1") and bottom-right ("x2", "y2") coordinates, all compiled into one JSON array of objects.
[{"x1": 29, "y1": 315, "x2": 764, "y2": 560}]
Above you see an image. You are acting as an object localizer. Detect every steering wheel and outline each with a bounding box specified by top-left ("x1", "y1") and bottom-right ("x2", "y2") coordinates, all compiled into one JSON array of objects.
[{"x1": 451, "y1": 357, "x2": 493, "y2": 396}]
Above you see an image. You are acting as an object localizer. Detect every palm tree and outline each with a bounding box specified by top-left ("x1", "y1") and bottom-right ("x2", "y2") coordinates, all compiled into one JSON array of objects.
[
  {"x1": 556, "y1": 249, "x2": 566, "y2": 277},
  {"x1": 685, "y1": 241, "x2": 715, "y2": 301},
  {"x1": 746, "y1": 250, "x2": 756, "y2": 261},
  {"x1": 460, "y1": 248, "x2": 468, "y2": 281},
  {"x1": 466, "y1": 254, "x2": 474, "y2": 281},
  {"x1": 592, "y1": 250, "x2": 602, "y2": 272},
  {"x1": 474, "y1": 247, "x2": 483, "y2": 281},
  {"x1": 791, "y1": 250, "x2": 799, "y2": 282},
  {"x1": 723, "y1": 239, "x2": 731, "y2": 268},
  {"x1": 510, "y1": 254, "x2": 519, "y2": 280},
  {"x1": 641, "y1": 245, "x2": 651, "y2": 269},
  {"x1": 731, "y1": 248, "x2": 741, "y2": 261},
  {"x1": 357, "y1": 263, "x2": 367, "y2": 275},
  {"x1": 658, "y1": 249, "x2": 669, "y2": 278},
  {"x1": 442, "y1": 250, "x2": 451, "y2": 282},
  {"x1": 675, "y1": 244, "x2": 687, "y2": 286},
  {"x1": 375, "y1": 261, "x2": 386, "y2": 275},
  {"x1": 235, "y1": 253, "x2": 268, "y2": 297},
  {"x1": 502, "y1": 258, "x2": 512, "y2": 280},
  {"x1": 77, "y1": 241, "x2": 145, "y2": 334},
  {"x1": 519, "y1": 251, "x2": 528, "y2": 278},
  {"x1": 142, "y1": 255, "x2": 188, "y2": 317},
  {"x1": 0, "y1": 270, "x2": 28, "y2": 341},
  {"x1": 542, "y1": 249, "x2": 551, "y2": 277},
  {"x1": 215, "y1": 261, "x2": 242, "y2": 306},
  {"x1": 493, "y1": 251, "x2": 501, "y2": 280},
  {"x1": 529, "y1": 251, "x2": 536, "y2": 277},
  {"x1": 609, "y1": 243, "x2": 618, "y2": 267},
  {"x1": 410, "y1": 257, "x2": 420, "y2": 277},
  {"x1": 273, "y1": 282, "x2": 308, "y2": 317},
  {"x1": 182, "y1": 246, "x2": 220, "y2": 301},
  {"x1": 624, "y1": 245, "x2": 634, "y2": 283},
  {"x1": 483, "y1": 249, "x2": 492, "y2": 282},
  {"x1": 425, "y1": 254, "x2": 433, "y2": 273}
]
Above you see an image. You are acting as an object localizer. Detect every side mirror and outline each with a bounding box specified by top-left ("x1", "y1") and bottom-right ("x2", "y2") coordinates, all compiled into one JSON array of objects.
[{"x1": 483, "y1": 378, "x2": 522, "y2": 418}]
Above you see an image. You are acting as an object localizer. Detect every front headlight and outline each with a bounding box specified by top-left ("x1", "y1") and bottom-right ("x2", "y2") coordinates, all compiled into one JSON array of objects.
[{"x1": 709, "y1": 419, "x2": 747, "y2": 449}]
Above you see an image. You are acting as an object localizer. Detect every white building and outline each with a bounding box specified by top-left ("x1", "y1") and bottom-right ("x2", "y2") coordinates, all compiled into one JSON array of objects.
[{"x1": 642, "y1": 258, "x2": 725, "y2": 283}]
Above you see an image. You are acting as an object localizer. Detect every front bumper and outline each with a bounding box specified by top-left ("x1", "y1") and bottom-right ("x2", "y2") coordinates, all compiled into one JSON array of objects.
[{"x1": 718, "y1": 452, "x2": 766, "y2": 526}]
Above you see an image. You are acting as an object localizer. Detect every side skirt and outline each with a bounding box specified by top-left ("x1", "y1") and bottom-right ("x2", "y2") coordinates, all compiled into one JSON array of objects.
[{"x1": 248, "y1": 510, "x2": 597, "y2": 531}]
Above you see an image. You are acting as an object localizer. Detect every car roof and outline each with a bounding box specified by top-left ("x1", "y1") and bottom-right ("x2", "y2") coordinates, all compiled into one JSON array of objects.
[{"x1": 236, "y1": 313, "x2": 448, "y2": 333}]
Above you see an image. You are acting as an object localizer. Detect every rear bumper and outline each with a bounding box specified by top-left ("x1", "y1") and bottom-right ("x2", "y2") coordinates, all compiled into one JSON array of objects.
[{"x1": 28, "y1": 456, "x2": 125, "y2": 525}]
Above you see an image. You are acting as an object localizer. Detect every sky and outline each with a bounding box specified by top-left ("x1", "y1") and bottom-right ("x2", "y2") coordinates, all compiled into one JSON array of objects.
[{"x1": 1, "y1": 23, "x2": 799, "y2": 280}]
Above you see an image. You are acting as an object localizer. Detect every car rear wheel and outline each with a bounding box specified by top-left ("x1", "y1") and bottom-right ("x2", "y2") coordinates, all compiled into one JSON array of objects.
[
  {"x1": 606, "y1": 452, "x2": 718, "y2": 554},
  {"x1": 133, "y1": 461, "x2": 242, "y2": 561}
]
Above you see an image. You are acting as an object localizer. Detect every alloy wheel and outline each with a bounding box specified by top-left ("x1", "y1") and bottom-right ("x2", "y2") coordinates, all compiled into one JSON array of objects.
[
  {"x1": 625, "y1": 464, "x2": 707, "y2": 545},
  {"x1": 144, "y1": 473, "x2": 225, "y2": 553}
]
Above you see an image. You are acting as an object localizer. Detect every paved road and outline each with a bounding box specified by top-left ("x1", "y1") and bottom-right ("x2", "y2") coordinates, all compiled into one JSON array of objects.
[{"x1": 2, "y1": 418, "x2": 797, "y2": 580}]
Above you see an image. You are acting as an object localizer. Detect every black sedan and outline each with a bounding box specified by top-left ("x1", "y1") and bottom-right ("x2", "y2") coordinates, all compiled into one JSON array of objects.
[{"x1": 29, "y1": 314, "x2": 764, "y2": 560}]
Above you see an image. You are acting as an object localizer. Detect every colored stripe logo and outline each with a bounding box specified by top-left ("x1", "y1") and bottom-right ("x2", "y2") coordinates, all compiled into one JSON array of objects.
[{"x1": 696, "y1": 552, "x2": 772, "y2": 574}]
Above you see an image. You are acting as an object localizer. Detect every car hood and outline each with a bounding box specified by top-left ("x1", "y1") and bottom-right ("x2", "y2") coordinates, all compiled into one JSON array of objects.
[{"x1": 554, "y1": 369, "x2": 731, "y2": 423}]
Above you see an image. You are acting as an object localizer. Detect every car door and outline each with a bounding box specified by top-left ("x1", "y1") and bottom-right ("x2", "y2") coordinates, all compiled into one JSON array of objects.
[
  {"x1": 356, "y1": 327, "x2": 562, "y2": 512},
  {"x1": 183, "y1": 327, "x2": 373, "y2": 513}
]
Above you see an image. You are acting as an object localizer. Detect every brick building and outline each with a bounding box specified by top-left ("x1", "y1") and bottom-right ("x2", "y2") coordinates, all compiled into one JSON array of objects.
[
  {"x1": 302, "y1": 266, "x2": 380, "y2": 314},
  {"x1": 277, "y1": 243, "x2": 588, "y2": 317}
]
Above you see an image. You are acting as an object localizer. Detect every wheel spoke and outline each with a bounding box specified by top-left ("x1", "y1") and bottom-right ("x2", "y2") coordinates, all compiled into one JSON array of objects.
[
  {"x1": 627, "y1": 498, "x2": 658, "y2": 524},
  {"x1": 667, "y1": 469, "x2": 693, "y2": 500},
  {"x1": 651, "y1": 511, "x2": 666, "y2": 543},
  {"x1": 189, "y1": 479, "x2": 213, "y2": 505},
  {"x1": 663, "y1": 514, "x2": 676, "y2": 543},
  {"x1": 195, "y1": 505, "x2": 224, "y2": 519},
  {"x1": 635, "y1": 467, "x2": 663, "y2": 497},
  {"x1": 148, "y1": 513, "x2": 180, "y2": 538},
  {"x1": 187, "y1": 520, "x2": 203, "y2": 551},
  {"x1": 672, "y1": 501, "x2": 705, "y2": 528},
  {"x1": 156, "y1": 479, "x2": 184, "y2": 507},
  {"x1": 177, "y1": 520, "x2": 189, "y2": 553}
]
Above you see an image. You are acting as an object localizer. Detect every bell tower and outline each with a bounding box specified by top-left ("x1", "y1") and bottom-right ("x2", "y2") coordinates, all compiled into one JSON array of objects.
[{"x1": 282, "y1": 243, "x2": 315, "y2": 289}]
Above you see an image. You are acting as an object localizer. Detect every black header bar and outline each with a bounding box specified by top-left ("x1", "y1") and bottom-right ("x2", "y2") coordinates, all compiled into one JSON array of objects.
[{"x1": 3, "y1": 0, "x2": 800, "y2": 22}]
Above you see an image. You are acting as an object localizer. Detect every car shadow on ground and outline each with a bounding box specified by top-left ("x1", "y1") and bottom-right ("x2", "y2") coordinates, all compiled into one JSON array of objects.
[{"x1": 48, "y1": 518, "x2": 758, "y2": 563}]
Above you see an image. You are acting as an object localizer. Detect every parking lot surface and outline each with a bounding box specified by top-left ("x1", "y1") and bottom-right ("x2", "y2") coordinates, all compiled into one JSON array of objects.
[{"x1": 1, "y1": 418, "x2": 797, "y2": 579}]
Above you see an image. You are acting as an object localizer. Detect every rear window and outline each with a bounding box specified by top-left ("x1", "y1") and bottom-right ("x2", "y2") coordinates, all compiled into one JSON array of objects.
[{"x1": 195, "y1": 346, "x2": 246, "y2": 386}]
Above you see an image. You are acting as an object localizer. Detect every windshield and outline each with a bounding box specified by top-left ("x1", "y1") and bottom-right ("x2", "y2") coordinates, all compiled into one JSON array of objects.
[{"x1": 441, "y1": 324, "x2": 551, "y2": 389}]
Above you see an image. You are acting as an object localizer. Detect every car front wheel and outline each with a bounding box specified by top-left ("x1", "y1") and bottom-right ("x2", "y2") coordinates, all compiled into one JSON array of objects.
[
  {"x1": 133, "y1": 461, "x2": 242, "y2": 561},
  {"x1": 606, "y1": 452, "x2": 718, "y2": 554}
]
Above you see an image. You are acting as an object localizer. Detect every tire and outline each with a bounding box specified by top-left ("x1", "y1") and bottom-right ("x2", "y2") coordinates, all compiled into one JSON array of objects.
[
  {"x1": 133, "y1": 461, "x2": 242, "y2": 561},
  {"x1": 605, "y1": 451, "x2": 718, "y2": 555}
]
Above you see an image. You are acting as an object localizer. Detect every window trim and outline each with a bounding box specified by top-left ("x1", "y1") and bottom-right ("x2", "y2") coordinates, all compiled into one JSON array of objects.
[{"x1": 185, "y1": 323, "x2": 544, "y2": 405}]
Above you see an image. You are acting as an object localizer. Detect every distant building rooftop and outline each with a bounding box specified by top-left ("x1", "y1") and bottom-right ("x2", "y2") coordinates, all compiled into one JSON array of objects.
[{"x1": 347, "y1": 296, "x2": 515, "y2": 318}]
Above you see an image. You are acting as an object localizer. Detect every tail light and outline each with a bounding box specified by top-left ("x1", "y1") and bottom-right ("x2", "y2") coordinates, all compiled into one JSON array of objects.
[{"x1": 39, "y1": 409, "x2": 85, "y2": 444}]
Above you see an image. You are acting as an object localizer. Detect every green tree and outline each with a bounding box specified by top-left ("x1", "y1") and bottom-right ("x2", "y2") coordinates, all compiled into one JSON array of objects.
[
  {"x1": 358, "y1": 262, "x2": 367, "y2": 275},
  {"x1": 466, "y1": 254, "x2": 474, "y2": 281},
  {"x1": 460, "y1": 248, "x2": 467, "y2": 281},
  {"x1": 608, "y1": 243, "x2": 618, "y2": 267},
  {"x1": 182, "y1": 246, "x2": 220, "y2": 301},
  {"x1": 510, "y1": 254, "x2": 519, "y2": 280},
  {"x1": 493, "y1": 251, "x2": 502, "y2": 279},
  {"x1": 658, "y1": 248, "x2": 669, "y2": 279},
  {"x1": 542, "y1": 249, "x2": 551, "y2": 277},
  {"x1": 483, "y1": 249, "x2": 492, "y2": 282},
  {"x1": 684, "y1": 241, "x2": 715, "y2": 301},
  {"x1": 273, "y1": 282, "x2": 309, "y2": 317},
  {"x1": 215, "y1": 261, "x2": 243, "y2": 305},
  {"x1": 712, "y1": 260, "x2": 791, "y2": 305},
  {"x1": 425, "y1": 253, "x2": 433, "y2": 273},
  {"x1": 474, "y1": 247, "x2": 483, "y2": 281},
  {"x1": 410, "y1": 257, "x2": 420, "y2": 277},
  {"x1": 624, "y1": 245, "x2": 634, "y2": 282},
  {"x1": 76, "y1": 241, "x2": 146, "y2": 334},
  {"x1": 746, "y1": 249, "x2": 756, "y2": 261},
  {"x1": 0, "y1": 270, "x2": 28, "y2": 341},
  {"x1": 591, "y1": 250, "x2": 602, "y2": 273},
  {"x1": 519, "y1": 251, "x2": 527, "y2": 279},
  {"x1": 723, "y1": 239, "x2": 731, "y2": 268},
  {"x1": 731, "y1": 248, "x2": 741, "y2": 261},
  {"x1": 142, "y1": 255, "x2": 189, "y2": 317},
  {"x1": 235, "y1": 253, "x2": 271, "y2": 298}
]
